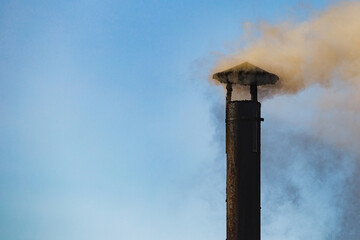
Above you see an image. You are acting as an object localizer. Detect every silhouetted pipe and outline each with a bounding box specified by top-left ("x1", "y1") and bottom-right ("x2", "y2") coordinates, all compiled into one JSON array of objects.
[
  {"x1": 213, "y1": 62, "x2": 278, "y2": 240},
  {"x1": 226, "y1": 86, "x2": 261, "y2": 240}
]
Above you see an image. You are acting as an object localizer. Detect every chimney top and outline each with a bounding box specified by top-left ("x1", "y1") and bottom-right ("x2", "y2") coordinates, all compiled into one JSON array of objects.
[{"x1": 213, "y1": 62, "x2": 279, "y2": 86}]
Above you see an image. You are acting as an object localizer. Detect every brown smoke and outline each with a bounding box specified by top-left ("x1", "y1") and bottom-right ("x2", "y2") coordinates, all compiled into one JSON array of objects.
[
  {"x1": 214, "y1": 1, "x2": 360, "y2": 96},
  {"x1": 214, "y1": 1, "x2": 360, "y2": 151},
  {"x1": 212, "y1": 2, "x2": 360, "y2": 239}
]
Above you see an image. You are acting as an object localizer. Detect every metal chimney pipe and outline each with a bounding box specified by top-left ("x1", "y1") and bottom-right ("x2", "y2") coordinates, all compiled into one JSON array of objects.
[
  {"x1": 226, "y1": 91, "x2": 261, "y2": 240},
  {"x1": 213, "y1": 62, "x2": 278, "y2": 240}
]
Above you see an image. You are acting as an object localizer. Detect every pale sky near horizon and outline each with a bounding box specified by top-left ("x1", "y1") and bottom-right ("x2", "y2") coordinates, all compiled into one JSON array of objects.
[{"x1": 0, "y1": 0, "x2": 354, "y2": 239}]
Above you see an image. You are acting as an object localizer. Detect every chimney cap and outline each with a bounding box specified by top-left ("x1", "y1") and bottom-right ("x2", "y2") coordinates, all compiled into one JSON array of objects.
[{"x1": 213, "y1": 62, "x2": 279, "y2": 85}]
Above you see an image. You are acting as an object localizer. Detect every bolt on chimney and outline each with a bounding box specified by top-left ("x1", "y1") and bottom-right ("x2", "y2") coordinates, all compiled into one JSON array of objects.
[{"x1": 213, "y1": 62, "x2": 278, "y2": 240}]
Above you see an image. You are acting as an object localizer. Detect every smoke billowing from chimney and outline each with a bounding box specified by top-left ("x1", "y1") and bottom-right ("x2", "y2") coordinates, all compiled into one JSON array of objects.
[
  {"x1": 214, "y1": 1, "x2": 360, "y2": 151},
  {"x1": 214, "y1": 1, "x2": 360, "y2": 96},
  {"x1": 211, "y1": 1, "x2": 360, "y2": 239}
]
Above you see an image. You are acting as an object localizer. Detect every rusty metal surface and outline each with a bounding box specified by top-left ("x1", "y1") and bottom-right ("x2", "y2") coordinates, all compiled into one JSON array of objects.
[
  {"x1": 213, "y1": 62, "x2": 279, "y2": 86},
  {"x1": 226, "y1": 100, "x2": 261, "y2": 240}
]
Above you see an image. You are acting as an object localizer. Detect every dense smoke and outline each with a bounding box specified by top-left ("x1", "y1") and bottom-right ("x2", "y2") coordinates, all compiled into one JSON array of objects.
[
  {"x1": 213, "y1": 0, "x2": 360, "y2": 155},
  {"x1": 212, "y1": 1, "x2": 360, "y2": 239},
  {"x1": 213, "y1": 1, "x2": 360, "y2": 149},
  {"x1": 214, "y1": 1, "x2": 360, "y2": 96}
]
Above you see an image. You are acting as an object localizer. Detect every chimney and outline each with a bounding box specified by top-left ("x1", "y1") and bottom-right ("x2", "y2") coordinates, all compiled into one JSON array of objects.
[{"x1": 213, "y1": 62, "x2": 278, "y2": 240}]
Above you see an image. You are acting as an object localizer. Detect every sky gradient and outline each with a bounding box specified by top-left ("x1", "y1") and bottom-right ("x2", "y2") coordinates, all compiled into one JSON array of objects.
[{"x1": 0, "y1": 0, "x2": 355, "y2": 239}]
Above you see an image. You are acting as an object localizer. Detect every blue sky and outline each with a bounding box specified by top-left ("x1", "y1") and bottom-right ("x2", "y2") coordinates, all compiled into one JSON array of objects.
[{"x1": 0, "y1": 0, "x2": 353, "y2": 239}]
